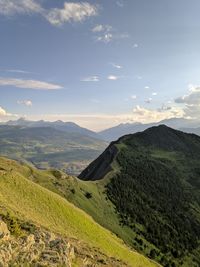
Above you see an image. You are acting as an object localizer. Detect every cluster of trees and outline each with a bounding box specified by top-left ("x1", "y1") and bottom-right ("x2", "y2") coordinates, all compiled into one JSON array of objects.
[{"x1": 106, "y1": 145, "x2": 200, "y2": 266}]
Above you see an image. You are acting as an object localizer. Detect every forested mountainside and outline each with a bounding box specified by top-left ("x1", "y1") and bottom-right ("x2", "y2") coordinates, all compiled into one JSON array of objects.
[{"x1": 80, "y1": 125, "x2": 200, "y2": 267}]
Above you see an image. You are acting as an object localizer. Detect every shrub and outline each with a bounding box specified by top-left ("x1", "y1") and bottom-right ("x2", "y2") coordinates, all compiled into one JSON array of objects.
[{"x1": 85, "y1": 192, "x2": 92, "y2": 199}]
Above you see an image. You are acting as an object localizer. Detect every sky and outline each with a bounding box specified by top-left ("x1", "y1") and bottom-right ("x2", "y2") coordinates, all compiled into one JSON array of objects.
[{"x1": 1, "y1": 0, "x2": 200, "y2": 131}]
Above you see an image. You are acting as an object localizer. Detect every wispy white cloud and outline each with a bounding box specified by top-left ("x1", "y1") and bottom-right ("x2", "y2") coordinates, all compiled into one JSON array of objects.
[
  {"x1": 0, "y1": 1, "x2": 98, "y2": 26},
  {"x1": 92, "y1": 24, "x2": 112, "y2": 33},
  {"x1": 145, "y1": 86, "x2": 150, "y2": 89},
  {"x1": 0, "y1": 0, "x2": 43, "y2": 15},
  {"x1": 152, "y1": 92, "x2": 157, "y2": 96},
  {"x1": 81, "y1": 76, "x2": 99, "y2": 82},
  {"x1": 92, "y1": 24, "x2": 104, "y2": 32},
  {"x1": 107, "y1": 75, "x2": 119, "y2": 80},
  {"x1": 110, "y1": 63, "x2": 123, "y2": 69},
  {"x1": 46, "y1": 2, "x2": 98, "y2": 26},
  {"x1": 6, "y1": 69, "x2": 33, "y2": 74},
  {"x1": 0, "y1": 78, "x2": 62, "y2": 90},
  {"x1": 17, "y1": 100, "x2": 32, "y2": 106},
  {"x1": 96, "y1": 33, "x2": 113, "y2": 43},
  {"x1": 131, "y1": 95, "x2": 137, "y2": 100},
  {"x1": 93, "y1": 23, "x2": 129, "y2": 43}
]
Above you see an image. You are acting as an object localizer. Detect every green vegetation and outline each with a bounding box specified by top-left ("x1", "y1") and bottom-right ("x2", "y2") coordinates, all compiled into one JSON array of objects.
[
  {"x1": 0, "y1": 156, "x2": 158, "y2": 267},
  {"x1": 3, "y1": 125, "x2": 200, "y2": 266},
  {"x1": 0, "y1": 125, "x2": 107, "y2": 175},
  {"x1": 107, "y1": 149, "x2": 200, "y2": 266},
  {"x1": 79, "y1": 126, "x2": 200, "y2": 267}
]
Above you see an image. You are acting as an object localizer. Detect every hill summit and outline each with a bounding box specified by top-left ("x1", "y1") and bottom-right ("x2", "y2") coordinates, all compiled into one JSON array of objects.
[
  {"x1": 80, "y1": 125, "x2": 200, "y2": 266},
  {"x1": 80, "y1": 125, "x2": 200, "y2": 180}
]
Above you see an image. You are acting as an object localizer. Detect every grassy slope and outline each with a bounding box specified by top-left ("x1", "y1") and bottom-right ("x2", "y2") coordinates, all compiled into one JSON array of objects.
[
  {"x1": 14, "y1": 150, "x2": 140, "y2": 249},
  {"x1": 6, "y1": 139, "x2": 158, "y2": 259},
  {"x1": 12, "y1": 126, "x2": 200, "y2": 267},
  {"x1": 0, "y1": 157, "x2": 159, "y2": 267}
]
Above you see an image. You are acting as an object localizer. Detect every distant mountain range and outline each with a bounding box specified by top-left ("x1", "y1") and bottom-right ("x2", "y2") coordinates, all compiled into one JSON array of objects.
[
  {"x1": 4, "y1": 118, "x2": 100, "y2": 139},
  {"x1": 98, "y1": 118, "x2": 200, "y2": 141},
  {"x1": 2, "y1": 117, "x2": 200, "y2": 143}
]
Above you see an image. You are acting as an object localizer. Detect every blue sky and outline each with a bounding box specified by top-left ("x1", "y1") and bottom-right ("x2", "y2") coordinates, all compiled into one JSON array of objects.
[{"x1": 1, "y1": 0, "x2": 200, "y2": 130}]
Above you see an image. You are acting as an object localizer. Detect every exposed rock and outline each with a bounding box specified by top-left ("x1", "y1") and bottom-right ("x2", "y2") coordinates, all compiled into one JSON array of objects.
[
  {"x1": 0, "y1": 219, "x2": 74, "y2": 267},
  {"x1": 0, "y1": 218, "x2": 127, "y2": 266},
  {"x1": 0, "y1": 219, "x2": 10, "y2": 241}
]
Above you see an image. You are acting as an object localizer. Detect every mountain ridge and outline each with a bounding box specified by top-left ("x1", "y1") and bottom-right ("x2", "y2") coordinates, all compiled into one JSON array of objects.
[
  {"x1": 79, "y1": 125, "x2": 200, "y2": 266},
  {"x1": 3, "y1": 118, "x2": 100, "y2": 139},
  {"x1": 80, "y1": 125, "x2": 200, "y2": 181},
  {"x1": 98, "y1": 118, "x2": 200, "y2": 141}
]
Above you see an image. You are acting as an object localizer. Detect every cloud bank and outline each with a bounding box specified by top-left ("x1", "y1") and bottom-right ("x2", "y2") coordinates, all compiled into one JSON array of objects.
[
  {"x1": 0, "y1": 106, "x2": 18, "y2": 121},
  {"x1": 175, "y1": 85, "x2": 200, "y2": 119}
]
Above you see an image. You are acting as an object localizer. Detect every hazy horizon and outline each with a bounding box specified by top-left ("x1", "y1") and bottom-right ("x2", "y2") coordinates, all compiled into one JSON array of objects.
[{"x1": 1, "y1": 0, "x2": 200, "y2": 130}]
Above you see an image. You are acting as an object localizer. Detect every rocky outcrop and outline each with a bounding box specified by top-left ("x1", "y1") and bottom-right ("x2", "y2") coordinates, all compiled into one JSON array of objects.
[
  {"x1": 0, "y1": 219, "x2": 75, "y2": 267},
  {"x1": 0, "y1": 220, "x2": 10, "y2": 241},
  {"x1": 0, "y1": 218, "x2": 127, "y2": 266}
]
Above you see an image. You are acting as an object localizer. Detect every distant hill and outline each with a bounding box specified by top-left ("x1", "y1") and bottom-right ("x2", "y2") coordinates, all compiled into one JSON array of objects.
[
  {"x1": 79, "y1": 125, "x2": 200, "y2": 266},
  {"x1": 0, "y1": 125, "x2": 107, "y2": 175},
  {"x1": 98, "y1": 118, "x2": 200, "y2": 141},
  {"x1": 180, "y1": 127, "x2": 200, "y2": 136},
  {"x1": 4, "y1": 118, "x2": 100, "y2": 139},
  {"x1": 0, "y1": 156, "x2": 159, "y2": 267}
]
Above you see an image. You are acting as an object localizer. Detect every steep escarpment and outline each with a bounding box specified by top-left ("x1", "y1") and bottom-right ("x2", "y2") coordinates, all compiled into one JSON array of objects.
[{"x1": 79, "y1": 142, "x2": 118, "y2": 180}]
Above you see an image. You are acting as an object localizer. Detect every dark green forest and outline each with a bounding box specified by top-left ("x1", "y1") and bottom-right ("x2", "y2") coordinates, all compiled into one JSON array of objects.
[{"x1": 106, "y1": 126, "x2": 200, "y2": 266}]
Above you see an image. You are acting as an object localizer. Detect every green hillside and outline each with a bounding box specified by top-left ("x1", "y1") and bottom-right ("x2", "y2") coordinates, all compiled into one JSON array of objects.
[
  {"x1": 4, "y1": 125, "x2": 200, "y2": 266},
  {"x1": 0, "y1": 156, "x2": 158, "y2": 267},
  {"x1": 79, "y1": 125, "x2": 200, "y2": 267}
]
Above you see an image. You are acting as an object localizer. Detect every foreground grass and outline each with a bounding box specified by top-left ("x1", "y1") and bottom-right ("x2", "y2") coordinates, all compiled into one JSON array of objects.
[{"x1": 0, "y1": 157, "x2": 159, "y2": 267}]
